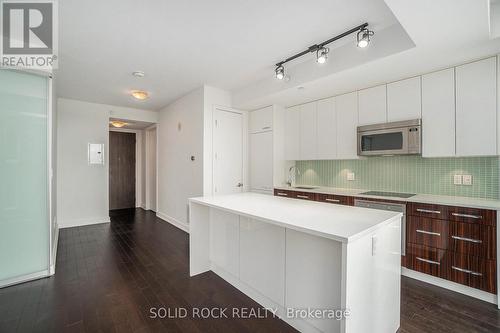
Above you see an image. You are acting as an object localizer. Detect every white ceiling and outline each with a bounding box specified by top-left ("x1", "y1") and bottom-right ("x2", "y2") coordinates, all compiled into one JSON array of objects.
[
  {"x1": 234, "y1": 0, "x2": 500, "y2": 109},
  {"x1": 56, "y1": 0, "x2": 400, "y2": 110}
]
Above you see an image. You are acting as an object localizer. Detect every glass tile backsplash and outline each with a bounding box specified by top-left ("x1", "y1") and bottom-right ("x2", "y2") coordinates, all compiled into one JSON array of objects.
[{"x1": 295, "y1": 156, "x2": 500, "y2": 199}]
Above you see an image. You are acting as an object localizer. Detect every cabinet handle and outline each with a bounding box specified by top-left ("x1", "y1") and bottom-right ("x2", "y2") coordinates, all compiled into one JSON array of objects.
[
  {"x1": 262, "y1": 126, "x2": 271, "y2": 130},
  {"x1": 416, "y1": 208, "x2": 441, "y2": 214},
  {"x1": 451, "y1": 235, "x2": 482, "y2": 244},
  {"x1": 416, "y1": 257, "x2": 440, "y2": 265},
  {"x1": 325, "y1": 198, "x2": 340, "y2": 203},
  {"x1": 452, "y1": 266, "x2": 482, "y2": 276},
  {"x1": 277, "y1": 192, "x2": 288, "y2": 196},
  {"x1": 297, "y1": 195, "x2": 309, "y2": 199},
  {"x1": 416, "y1": 229, "x2": 441, "y2": 236},
  {"x1": 452, "y1": 213, "x2": 482, "y2": 219}
]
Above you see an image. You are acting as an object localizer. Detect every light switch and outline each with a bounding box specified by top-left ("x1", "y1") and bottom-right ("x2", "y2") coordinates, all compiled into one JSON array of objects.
[
  {"x1": 347, "y1": 172, "x2": 355, "y2": 181},
  {"x1": 463, "y1": 175, "x2": 472, "y2": 186},
  {"x1": 88, "y1": 143, "x2": 105, "y2": 165},
  {"x1": 453, "y1": 175, "x2": 462, "y2": 185}
]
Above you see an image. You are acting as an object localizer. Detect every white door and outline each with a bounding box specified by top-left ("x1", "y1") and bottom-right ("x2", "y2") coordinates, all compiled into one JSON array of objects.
[
  {"x1": 213, "y1": 108, "x2": 244, "y2": 194},
  {"x1": 250, "y1": 131, "x2": 273, "y2": 192}
]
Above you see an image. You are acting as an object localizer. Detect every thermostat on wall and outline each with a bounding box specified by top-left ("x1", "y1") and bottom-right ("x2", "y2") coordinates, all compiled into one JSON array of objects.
[{"x1": 88, "y1": 143, "x2": 105, "y2": 165}]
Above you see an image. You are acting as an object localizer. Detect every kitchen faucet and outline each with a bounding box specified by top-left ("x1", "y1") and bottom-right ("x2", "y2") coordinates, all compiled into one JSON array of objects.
[{"x1": 286, "y1": 166, "x2": 300, "y2": 187}]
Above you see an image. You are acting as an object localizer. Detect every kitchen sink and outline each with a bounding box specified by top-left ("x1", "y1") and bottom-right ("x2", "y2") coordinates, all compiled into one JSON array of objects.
[{"x1": 293, "y1": 186, "x2": 318, "y2": 190}]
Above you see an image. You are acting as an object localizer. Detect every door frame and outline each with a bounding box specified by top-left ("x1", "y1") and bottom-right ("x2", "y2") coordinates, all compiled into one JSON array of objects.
[
  {"x1": 145, "y1": 124, "x2": 158, "y2": 211},
  {"x1": 211, "y1": 105, "x2": 249, "y2": 195}
]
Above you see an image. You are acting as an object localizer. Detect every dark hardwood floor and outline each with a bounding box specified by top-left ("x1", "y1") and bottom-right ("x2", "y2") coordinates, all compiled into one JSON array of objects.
[{"x1": 1, "y1": 209, "x2": 499, "y2": 333}]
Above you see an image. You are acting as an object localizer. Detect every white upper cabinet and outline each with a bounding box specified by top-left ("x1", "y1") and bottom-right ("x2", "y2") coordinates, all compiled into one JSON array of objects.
[
  {"x1": 284, "y1": 105, "x2": 301, "y2": 160},
  {"x1": 387, "y1": 77, "x2": 422, "y2": 122},
  {"x1": 250, "y1": 105, "x2": 273, "y2": 133},
  {"x1": 456, "y1": 57, "x2": 497, "y2": 156},
  {"x1": 421, "y1": 68, "x2": 456, "y2": 157},
  {"x1": 299, "y1": 102, "x2": 318, "y2": 160},
  {"x1": 335, "y1": 92, "x2": 359, "y2": 159},
  {"x1": 358, "y1": 85, "x2": 387, "y2": 126},
  {"x1": 316, "y1": 97, "x2": 337, "y2": 160}
]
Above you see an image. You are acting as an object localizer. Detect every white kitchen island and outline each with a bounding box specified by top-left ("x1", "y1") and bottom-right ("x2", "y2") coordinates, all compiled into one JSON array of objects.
[{"x1": 189, "y1": 192, "x2": 402, "y2": 333}]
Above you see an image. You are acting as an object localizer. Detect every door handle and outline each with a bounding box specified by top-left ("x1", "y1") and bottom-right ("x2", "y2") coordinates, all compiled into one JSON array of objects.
[{"x1": 236, "y1": 182, "x2": 243, "y2": 187}]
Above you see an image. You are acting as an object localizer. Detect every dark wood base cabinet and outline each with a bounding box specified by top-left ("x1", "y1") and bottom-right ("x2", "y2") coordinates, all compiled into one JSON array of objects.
[
  {"x1": 274, "y1": 188, "x2": 498, "y2": 294},
  {"x1": 406, "y1": 202, "x2": 497, "y2": 294}
]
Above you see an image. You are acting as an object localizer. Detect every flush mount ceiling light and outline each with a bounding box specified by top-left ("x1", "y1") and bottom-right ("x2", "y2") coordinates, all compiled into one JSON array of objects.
[
  {"x1": 275, "y1": 65, "x2": 285, "y2": 80},
  {"x1": 316, "y1": 46, "x2": 329, "y2": 64},
  {"x1": 274, "y1": 23, "x2": 373, "y2": 79},
  {"x1": 131, "y1": 90, "x2": 149, "y2": 100},
  {"x1": 110, "y1": 120, "x2": 128, "y2": 128},
  {"x1": 357, "y1": 27, "x2": 374, "y2": 48},
  {"x1": 132, "y1": 71, "x2": 145, "y2": 78}
]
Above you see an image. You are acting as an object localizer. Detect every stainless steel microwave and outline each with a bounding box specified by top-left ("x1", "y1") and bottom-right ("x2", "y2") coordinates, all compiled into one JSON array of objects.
[{"x1": 357, "y1": 119, "x2": 421, "y2": 156}]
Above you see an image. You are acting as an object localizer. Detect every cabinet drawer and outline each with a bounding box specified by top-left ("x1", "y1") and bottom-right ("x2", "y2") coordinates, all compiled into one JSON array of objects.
[
  {"x1": 273, "y1": 189, "x2": 316, "y2": 201},
  {"x1": 407, "y1": 202, "x2": 447, "y2": 219},
  {"x1": 316, "y1": 194, "x2": 352, "y2": 206},
  {"x1": 449, "y1": 222, "x2": 496, "y2": 259},
  {"x1": 407, "y1": 216, "x2": 448, "y2": 249},
  {"x1": 293, "y1": 191, "x2": 316, "y2": 201},
  {"x1": 447, "y1": 253, "x2": 496, "y2": 293},
  {"x1": 447, "y1": 207, "x2": 496, "y2": 226},
  {"x1": 274, "y1": 189, "x2": 295, "y2": 198},
  {"x1": 406, "y1": 244, "x2": 446, "y2": 278}
]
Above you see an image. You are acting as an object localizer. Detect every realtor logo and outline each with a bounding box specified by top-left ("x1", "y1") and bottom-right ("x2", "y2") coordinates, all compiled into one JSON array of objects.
[{"x1": 1, "y1": 0, "x2": 58, "y2": 69}]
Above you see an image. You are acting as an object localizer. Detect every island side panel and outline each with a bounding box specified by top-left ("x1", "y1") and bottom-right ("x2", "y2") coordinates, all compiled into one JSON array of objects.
[
  {"x1": 285, "y1": 229, "x2": 343, "y2": 333},
  {"x1": 189, "y1": 202, "x2": 211, "y2": 276},
  {"x1": 209, "y1": 208, "x2": 240, "y2": 278},
  {"x1": 343, "y1": 216, "x2": 401, "y2": 333}
]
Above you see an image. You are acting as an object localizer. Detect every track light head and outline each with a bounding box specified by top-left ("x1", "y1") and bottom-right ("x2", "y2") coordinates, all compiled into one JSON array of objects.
[
  {"x1": 275, "y1": 65, "x2": 285, "y2": 80},
  {"x1": 357, "y1": 28, "x2": 374, "y2": 48},
  {"x1": 316, "y1": 47, "x2": 329, "y2": 64}
]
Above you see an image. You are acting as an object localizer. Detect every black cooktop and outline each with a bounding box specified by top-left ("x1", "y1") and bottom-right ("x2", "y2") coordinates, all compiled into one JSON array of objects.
[{"x1": 361, "y1": 191, "x2": 416, "y2": 198}]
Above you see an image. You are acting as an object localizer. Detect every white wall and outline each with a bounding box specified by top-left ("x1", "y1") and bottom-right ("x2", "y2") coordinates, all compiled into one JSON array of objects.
[
  {"x1": 157, "y1": 85, "x2": 232, "y2": 231},
  {"x1": 157, "y1": 87, "x2": 204, "y2": 231},
  {"x1": 57, "y1": 98, "x2": 156, "y2": 228}
]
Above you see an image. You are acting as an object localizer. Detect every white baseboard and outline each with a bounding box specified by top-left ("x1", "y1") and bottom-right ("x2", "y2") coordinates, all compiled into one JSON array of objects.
[
  {"x1": 0, "y1": 270, "x2": 49, "y2": 289},
  {"x1": 156, "y1": 211, "x2": 189, "y2": 233},
  {"x1": 402, "y1": 267, "x2": 498, "y2": 304},
  {"x1": 59, "y1": 216, "x2": 111, "y2": 229}
]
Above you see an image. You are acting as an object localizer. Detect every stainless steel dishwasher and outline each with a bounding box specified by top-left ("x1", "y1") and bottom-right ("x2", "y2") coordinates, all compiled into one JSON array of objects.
[{"x1": 354, "y1": 199, "x2": 406, "y2": 256}]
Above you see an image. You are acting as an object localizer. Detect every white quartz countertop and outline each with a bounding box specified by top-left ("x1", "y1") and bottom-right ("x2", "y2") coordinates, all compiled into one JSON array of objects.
[
  {"x1": 275, "y1": 186, "x2": 500, "y2": 210},
  {"x1": 189, "y1": 192, "x2": 401, "y2": 243}
]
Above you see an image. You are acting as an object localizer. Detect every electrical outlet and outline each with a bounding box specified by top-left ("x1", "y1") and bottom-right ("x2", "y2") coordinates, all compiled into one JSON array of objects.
[
  {"x1": 453, "y1": 175, "x2": 462, "y2": 185},
  {"x1": 463, "y1": 175, "x2": 472, "y2": 186},
  {"x1": 347, "y1": 172, "x2": 355, "y2": 181}
]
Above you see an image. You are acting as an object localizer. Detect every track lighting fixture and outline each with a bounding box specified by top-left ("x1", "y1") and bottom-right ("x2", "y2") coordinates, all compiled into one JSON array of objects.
[
  {"x1": 316, "y1": 47, "x2": 329, "y2": 64},
  {"x1": 357, "y1": 27, "x2": 374, "y2": 48},
  {"x1": 275, "y1": 65, "x2": 285, "y2": 80},
  {"x1": 274, "y1": 23, "x2": 373, "y2": 79}
]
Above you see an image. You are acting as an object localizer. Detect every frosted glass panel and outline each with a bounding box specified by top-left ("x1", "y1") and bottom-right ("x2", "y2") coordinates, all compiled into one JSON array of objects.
[{"x1": 0, "y1": 70, "x2": 49, "y2": 282}]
